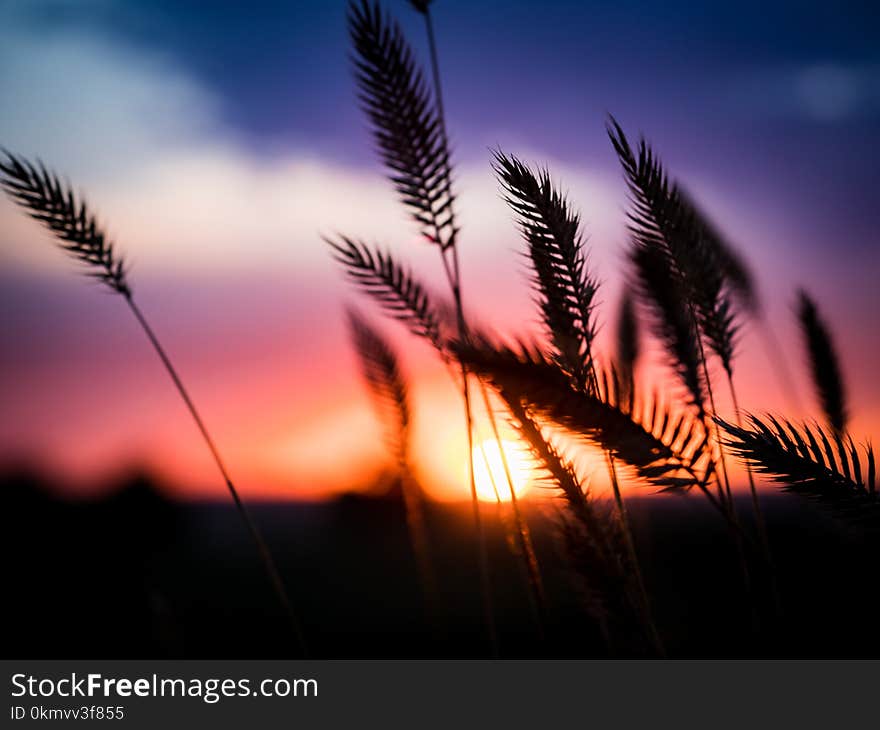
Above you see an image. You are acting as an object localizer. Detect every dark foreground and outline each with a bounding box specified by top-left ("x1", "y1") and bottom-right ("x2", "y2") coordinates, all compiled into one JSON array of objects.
[{"x1": 3, "y1": 470, "x2": 877, "y2": 658}]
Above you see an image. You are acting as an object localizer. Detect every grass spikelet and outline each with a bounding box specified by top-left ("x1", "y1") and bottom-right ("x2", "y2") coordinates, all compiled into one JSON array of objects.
[
  {"x1": 606, "y1": 117, "x2": 747, "y2": 378},
  {"x1": 492, "y1": 151, "x2": 599, "y2": 393},
  {"x1": 348, "y1": 0, "x2": 456, "y2": 250},
  {"x1": 630, "y1": 244, "x2": 707, "y2": 415},
  {"x1": 348, "y1": 310, "x2": 437, "y2": 621},
  {"x1": 348, "y1": 309, "x2": 412, "y2": 461},
  {"x1": 0, "y1": 153, "x2": 129, "y2": 295},
  {"x1": 797, "y1": 289, "x2": 848, "y2": 433},
  {"x1": 346, "y1": 0, "x2": 500, "y2": 653},
  {"x1": 504, "y1": 395, "x2": 660, "y2": 652},
  {"x1": 457, "y1": 340, "x2": 717, "y2": 500},
  {"x1": 615, "y1": 288, "x2": 639, "y2": 413},
  {"x1": 326, "y1": 236, "x2": 446, "y2": 350},
  {"x1": 721, "y1": 416, "x2": 878, "y2": 525},
  {"x1": 1, "y1": 152, "x2": 307, "y2": 654}
]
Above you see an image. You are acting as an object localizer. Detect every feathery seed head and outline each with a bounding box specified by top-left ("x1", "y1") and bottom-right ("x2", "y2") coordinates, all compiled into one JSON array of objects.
[{"x1": 0, "y1": 152, "x2": 130, "y2": 296}]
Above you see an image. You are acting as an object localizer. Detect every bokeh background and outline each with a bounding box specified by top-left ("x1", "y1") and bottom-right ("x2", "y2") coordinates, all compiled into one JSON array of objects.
[{"x1": 2, "y1": 0, "x2": 879, "y2": 502}]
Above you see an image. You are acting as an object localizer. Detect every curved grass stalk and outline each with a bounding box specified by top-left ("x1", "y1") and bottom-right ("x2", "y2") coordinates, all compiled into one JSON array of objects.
[
  {"x1": 347, "y1": 310, "x2": 439, "y2": 626},
  {"x1": 493, "y1": 150, "x2": 658, "y2": 647},
  {"x1": 0, "y1": 153, "x2": 307, "y2": 654},
  {"x1": 408, "y1": 0, "x2": 549, "y2": 646},
  {"x1": 726, "y1": 373, "x2": 781, "y2": 617},
  {"x1": 797, "y1": 290, "x2": 848, "y2": 434},
  {"x1": 348, "y1": 0, "x2": 499, "y2": 652},
  {"x1": 721, "y1": 415, "x2": 877, "y2": 525},
  {"x1": 476, "y1": 380, "x2": 548, "y2": 638}
]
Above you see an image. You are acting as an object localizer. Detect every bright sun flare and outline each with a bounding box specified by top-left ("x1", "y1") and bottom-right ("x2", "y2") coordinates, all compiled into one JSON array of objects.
[{"x1": 471, "y1": 438, "x2": 534, "y2": 502}]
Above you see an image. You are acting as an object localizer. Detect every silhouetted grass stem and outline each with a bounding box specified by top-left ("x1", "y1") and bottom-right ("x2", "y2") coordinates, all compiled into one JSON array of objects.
[
  {"x1": 125, "y1": 295, "x2": 308, "y2": 655},
  {"x1": 477, "y1": 380, "x2": 548, "y2": 640},
  {"x1": 420, "y1": 2, "x2": 547, "y2": 651},
  {"x1": 727, "y1": 372, "x2": 782, "y2": 617}
]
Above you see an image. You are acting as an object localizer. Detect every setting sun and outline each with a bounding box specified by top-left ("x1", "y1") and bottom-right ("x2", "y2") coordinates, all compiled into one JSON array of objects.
[{"x1": 472, "y1": 438, "x2": 534, "y2": 502}]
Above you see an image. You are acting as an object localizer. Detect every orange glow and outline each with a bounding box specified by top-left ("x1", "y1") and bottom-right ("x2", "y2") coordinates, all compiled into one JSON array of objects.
[
  {"x1": 472, "y1": 438, "x2": 535, "y2": 502},
  {"x1": 3, "y1": 172, "x2": 880, "y2": 502}
]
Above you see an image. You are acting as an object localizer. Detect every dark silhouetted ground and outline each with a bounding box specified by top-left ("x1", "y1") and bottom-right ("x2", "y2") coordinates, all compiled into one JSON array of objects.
[{"x1": 3, "y1": 469, "x2": 877, "y2": 658}]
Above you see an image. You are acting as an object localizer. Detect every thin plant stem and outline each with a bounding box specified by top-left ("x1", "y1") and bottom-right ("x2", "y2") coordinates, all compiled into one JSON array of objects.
[
  {"x1": 125, "y1": 295, "x2": 307, "y2": 655},
  {"x1": 435, "y1": 235, "x2": 497, "y2": 653},
  {"x1": 586, "y1": 367, "x2": 663, "y2": 654},
  {"x1": 399, "y1": 459, "x2": 440, "y2": 632},
  {"x1": 478, "y1": 438, "x2": 504, "y2": 503},
  {"x1": 727, "y1": 374, "x2": 768, "y2": 547},
  {"x1": 421, "y1": 3, "x2": 532, "y2": 654},
  {"x1": 423, "y1": 163, "x2": 497, "y2": 651},
  {"x1": 461, "y1": 367, "x2": 499, "y2": 655},
  {"x1": 417, "y1": 130, "x2": 496, "y2": 652},
  {"x1": 698, "y1": 340, "x2": 735, "y2": 510},
  {"x1": 686, "y1": 303, "x2": 737, "y2": 515},
  {"x1": 477, "y1": 437, "x2": 543, "y2": 637},
  {"x1": 604, "y1": 451, "x2": 664, "y2": 655},
  {"x1": 759, "y1": 321, "x2": 803, "y2": 415},
  {"x1": 477, "y1": 381, "x2": 548, "y2": 640},
  {"x1": 438, "y1": 49, "x2": 547, "y2": 624},
  {"x1": 727, "y1": 373, "x2": 782, "y2": 617},
  {"x1": 477, "y1": 436, "x2": 538, "y2": 630},
  {"x1": 693, "y1": 320, "x2": 757, "y2": 629}
]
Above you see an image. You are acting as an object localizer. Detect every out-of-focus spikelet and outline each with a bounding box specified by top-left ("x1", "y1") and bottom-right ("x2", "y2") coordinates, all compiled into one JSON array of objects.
[
  {"x1": 797, "y1": 290, "x2": 848, "y2": 433},
  {"x1": 607, "y1": 118, "x2": 750, "y2": 378},
  {"x1": 615, "y1": 288, "x2": 639, "y2": 413},
  {"x1": 348, "y1": 309, "x2": 411, "y2": 462}
]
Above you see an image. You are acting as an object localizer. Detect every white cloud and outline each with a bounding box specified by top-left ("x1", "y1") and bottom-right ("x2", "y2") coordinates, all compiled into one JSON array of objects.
[{"x1": 0, "y1": 10, "x2": 622, "y2": 279}]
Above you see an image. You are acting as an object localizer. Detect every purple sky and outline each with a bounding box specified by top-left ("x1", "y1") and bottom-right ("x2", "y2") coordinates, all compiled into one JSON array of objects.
[{"x1": 1, "y1": 0, "x2": 878, "y2": 500}]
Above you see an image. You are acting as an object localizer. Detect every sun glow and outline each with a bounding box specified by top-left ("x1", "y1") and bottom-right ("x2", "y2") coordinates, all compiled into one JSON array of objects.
[{"x1": 471, "y1": 438, "x2": 534, "y2": 502}]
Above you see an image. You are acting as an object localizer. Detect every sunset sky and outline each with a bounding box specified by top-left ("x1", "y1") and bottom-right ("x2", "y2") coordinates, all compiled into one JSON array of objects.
[{"x1": 1, "y1": 0, "x2": 878, "y2": 501}]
